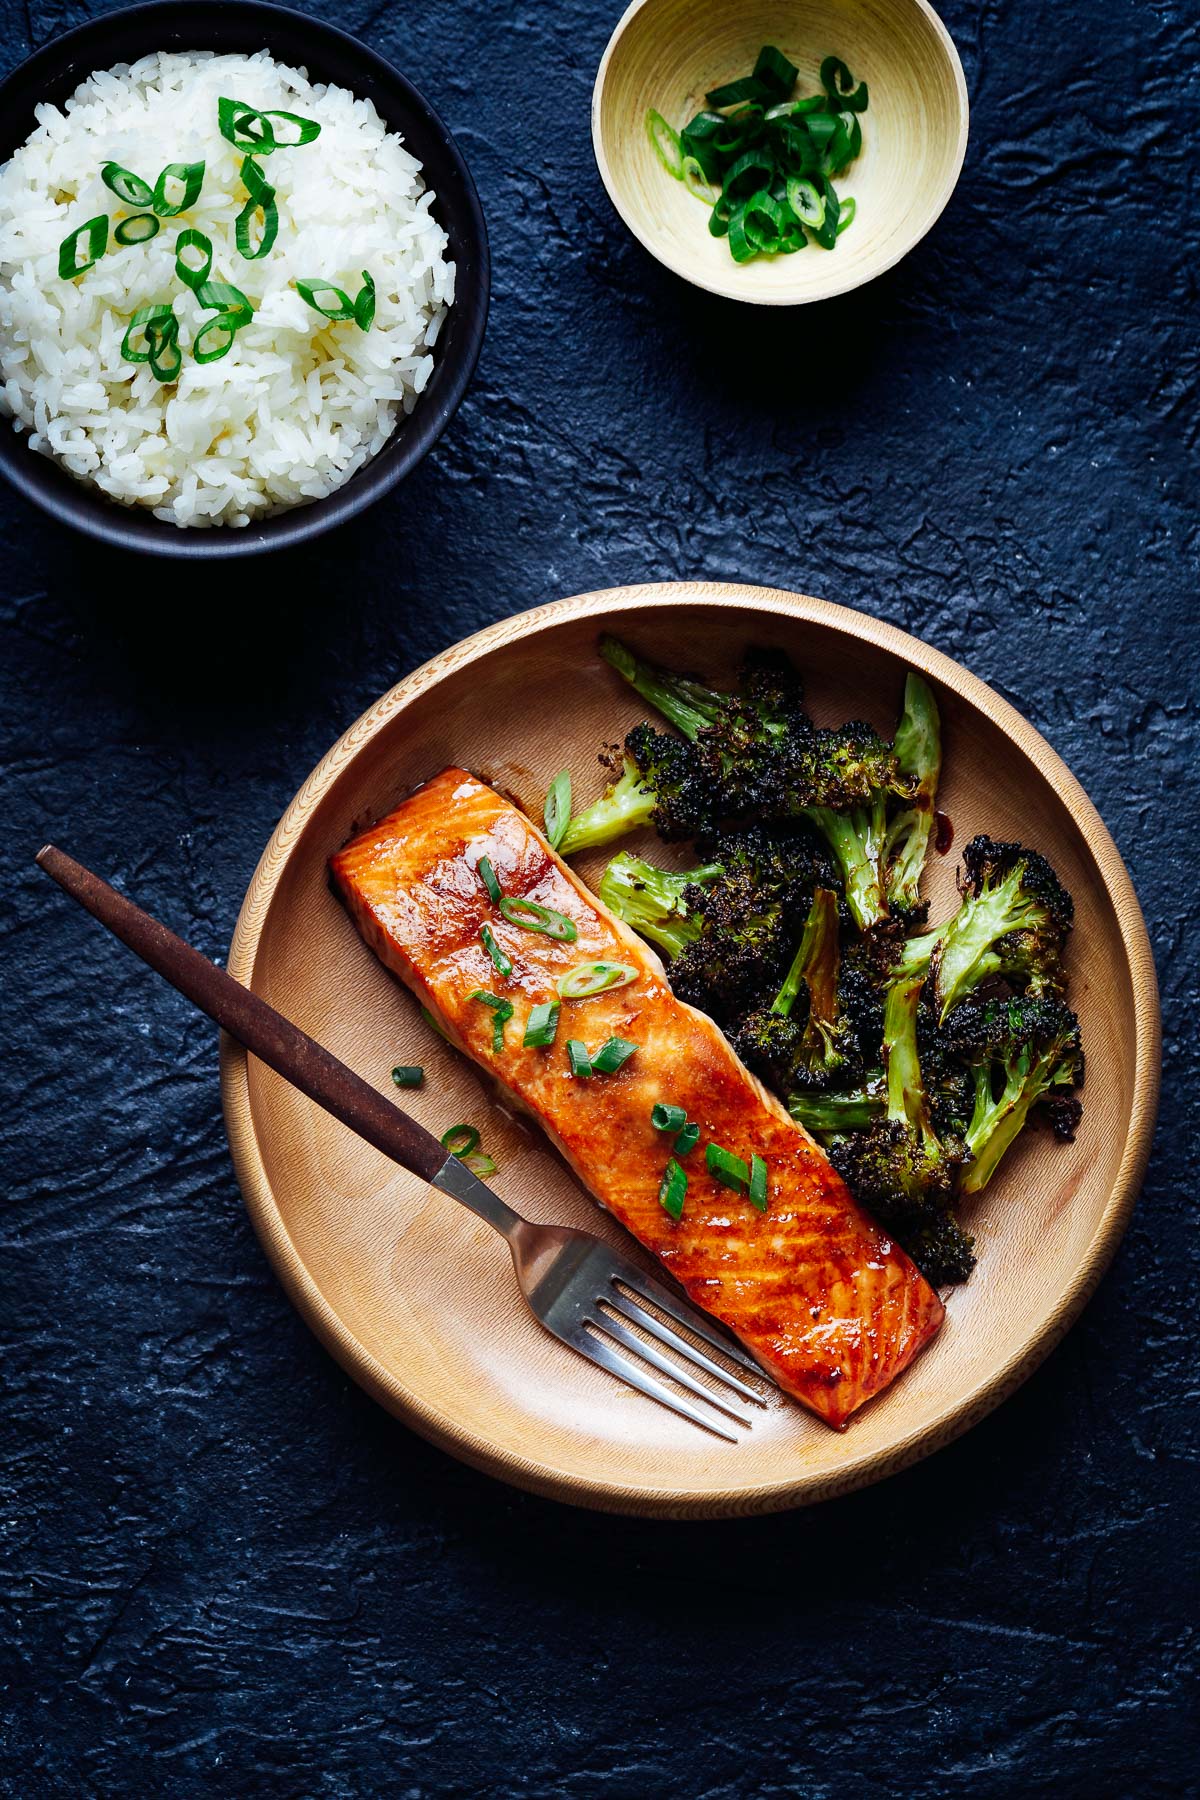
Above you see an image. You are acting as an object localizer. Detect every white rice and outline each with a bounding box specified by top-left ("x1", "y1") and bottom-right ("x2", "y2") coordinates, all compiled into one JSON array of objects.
[{"x1": 0, "y1": 50, "x2": 455, "y2": 527}]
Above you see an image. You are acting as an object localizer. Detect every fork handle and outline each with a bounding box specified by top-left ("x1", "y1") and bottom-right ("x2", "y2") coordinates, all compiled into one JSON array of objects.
[{"x1": 36, "y1": 845, "x2": 452, "y2": 1188}]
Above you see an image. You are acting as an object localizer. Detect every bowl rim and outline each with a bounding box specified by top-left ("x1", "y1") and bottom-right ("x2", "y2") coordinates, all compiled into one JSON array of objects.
[
  {"x1": 590, "y1": 0, "x2": 970, "y2": 306},
  {"x1": 219, "y1": 582, "x2": 1162, "y2": 1517},
  {"x1": 0, "y1": 0, "x2": 489, "y2": 557}
]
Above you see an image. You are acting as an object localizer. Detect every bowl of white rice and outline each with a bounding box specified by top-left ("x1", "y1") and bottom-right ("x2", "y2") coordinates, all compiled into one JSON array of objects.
[{"x1": 0, "y1": 1, "x2": 488, "y2": 554}]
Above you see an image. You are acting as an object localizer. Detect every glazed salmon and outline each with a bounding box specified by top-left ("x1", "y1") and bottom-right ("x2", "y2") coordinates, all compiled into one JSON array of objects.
[{"x1": 331, "y1": 769, "x2": 943, "y2": 1427}]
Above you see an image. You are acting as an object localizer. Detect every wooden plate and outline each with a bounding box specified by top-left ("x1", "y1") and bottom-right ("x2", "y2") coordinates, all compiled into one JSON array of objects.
[{"x1": 221, "y1": 584, "x2": 1159, "y2": 1517}]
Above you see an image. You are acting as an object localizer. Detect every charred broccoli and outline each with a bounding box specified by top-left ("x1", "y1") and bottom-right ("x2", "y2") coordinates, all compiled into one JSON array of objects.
[
  {"x1": 598, "y1": 853, "x2": 723, "y2": 958},
  {"x1": 669, "y1": 825, "x2": 833, "y2": 1024},
  {"x1": 931, "y1": 835, "x2": 1074, "y2": 1020},
  {"x1": 602, "y1": 637, "x2": 815, "y2": 819},
  {"x1": 731, "y1": 888, "x2": 861, "y2": 1094},
  {"x1": 830, "y1": 974, "x2": 973, "y2": 1284},
  {"x1": 941, "y1": 994, "x2": 1084, "y2": 1194},
  {"x1": 558, "y1": 723, "x2": 717, "y2": 855}
]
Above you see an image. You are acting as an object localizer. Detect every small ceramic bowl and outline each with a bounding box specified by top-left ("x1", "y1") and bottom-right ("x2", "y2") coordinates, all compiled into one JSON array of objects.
[
  {"x1": 0, "y1": 0, "x2": 489, "y2": 558},
  {"x1": 592, "y1": 0, "x2": 968, "y2": 305}
]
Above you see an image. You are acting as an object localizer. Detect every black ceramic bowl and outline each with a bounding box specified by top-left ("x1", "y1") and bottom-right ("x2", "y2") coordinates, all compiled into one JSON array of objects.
[{"x1": 0, "y1": 0, "x2": 489, "y2": 557}]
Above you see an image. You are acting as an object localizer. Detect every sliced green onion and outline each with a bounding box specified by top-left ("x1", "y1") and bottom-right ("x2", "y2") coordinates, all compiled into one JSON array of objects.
[
  {"x1": 742, "y1": 188, "x2": 786, "y2": 253},
  {"x1": 727, "y1": 203, "x2": 755, "y2": 264},
  {"x1": 120, "y1": 303, "x2": 174, "y2": 365},
  {"x1": 441, "y1": 1123, "x2": 481, "y2": 1157},
  {"x1": 469, "y1": 990, "x2": 513, "y2": 1053},
  {"x1": 174, "y1": 227, "x2": 213, "y2": 290},
  {"x1": 651, "y1": 1102, "x2": 688, "y2": 1134},
  {"x1": 477, "y1": 855, "x2": 502, "y2": 903},
  {"x1": 193, "y1": 312, "x2": 241, "y2": 364},
  {"x1": 391, "y1": 1065, "x2": 424, "y2": 1088},
  {"x1": 764, "y1": 96, "x2": 826, "y2": 120},
  {"x1": 113, "y1": 213, "x2": 160, "y2": 246},
  {"x1": 295, "y1": 277, "x2": 355, "y2": 320},
  {"x1": 480, "y1": 923, "x2": 513, "y2": 977},
  {"x1": 591, "y1": 1037, "x2": 637, "y2": 1075},
  {"x1": 148, "y1": 320, "x2": 182, "y2": 384},
  {"x1": 523, "y1": 1001, "x2": 560, "y2": 1048},
  {"x1": 785, "y1": 175, "x2": 825, "y2": 228},
  {"x1": 658, "y1": 1159, "x2": 687, "y2": 1222},
  {"x1": 543, "y1": 770, "x2": 572, "y2": 850},
  {"x1": 706, "y1": 75, "x2": 769, "y2": 109},
  {"x1": 421, "y1": 1005, "x2": 451, "y2": 1042},
  {"x1": 812, "y1": 177, "x2": 841, "y2": 250},
  {"x1": 706, "y1": 1142, "x2": 750, "y2": 1193},
  {"x1": 265, "y1": 107, "x2": 322, "y2": 148},
  {"x1": 101, "y1": 163, "x2": 153, "y2": 207},
  {"x1": 681, "y1": 155, "x2": 716, "y2": 202},
  {"x1": 836, "y1": 195, "x2": 857, "y2": 234},
  {"x1": 566, "y1": 1039, "x2": 592, "y2": 1078},
  {"x1": 195, "y1": 279, "x2": 254, "y2": 324},
  {"x1": 645, "y1": 108, "x2": 684, "y2": 178},
  {"x1": 753, "y1": 45, "x2": 799, "y2": 96},
  {"x1": 748, "y1": 1153, "x2": 768, "y2": 1212},
  {"x1": 152, "y1": 160, "x2": 205, "y2": 217},
  {"x1": 820, "y1": 55, "x2": 869, "y2": 112},
  {"x1": 462, "y1": 1150, "x2": 497, "y2": 1178},
  {"x1": 499, "y1": 896, "x2": 578, "y2": 943},
  {"x1": 58, "y1": 215, "x2": 107, "y2": 281},
  {"x1": 557, "y1": 960, "x2": 638, "y2": 1000},
  {"x1": 354, "y1": 270, "x2": 376, "y2": 332},
  {"x1": 235, "y1": 160, "x2": 278, "y2": 259},
  {"x1": 218, "y1": 97, "x2": 278, "y2": 153},
  {"x1": 674, "y1": 1121, "x2": 700, "y2": 1157}
]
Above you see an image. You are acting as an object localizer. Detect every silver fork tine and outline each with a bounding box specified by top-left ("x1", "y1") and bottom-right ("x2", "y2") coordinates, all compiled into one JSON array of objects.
[
  {"x1": 611, "y1": 1269, "x2": 770, "y2": 1382},
  {"x1": 579, "y1": 1330, "x2": 740, "y2": 1443},
  {"x1": 603, "y1": 1290, "x2": 766, "y2": 1406},
  {"x1": 591, "y1": 1313, "x2": 755, "y2": 1425}
]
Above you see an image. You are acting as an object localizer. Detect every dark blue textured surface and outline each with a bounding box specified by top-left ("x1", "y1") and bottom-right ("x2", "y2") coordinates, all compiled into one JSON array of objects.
[{"x1": 2, "y1": 0, "x2": 1197, "y2": 1793}]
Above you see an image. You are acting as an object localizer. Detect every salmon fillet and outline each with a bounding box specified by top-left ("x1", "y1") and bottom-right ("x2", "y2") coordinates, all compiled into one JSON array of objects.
[{"x1": 331, "y1": 768, "x2": 943, "y2": 1427}]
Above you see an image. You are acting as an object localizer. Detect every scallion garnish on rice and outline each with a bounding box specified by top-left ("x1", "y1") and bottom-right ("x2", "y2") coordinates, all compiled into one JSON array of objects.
[
  {"x1": 152, "y1": 160, "x2": 205, "y2": 218},
  {"x1": 113, "y1": 214, "x2": 160, "y2": 246},
  {"x1": 174, "y1": 228, "x2": 213, "y2": 290},
  {"x1": 217, "y1": 96, "x2": 321, "y2": 154},
  {"x1": 101, "y1": 163, "x2": 153, "y2": 207},
  {"x1": 57, "y1": 215, "x2": 107, "y2": 281},
  {"x1": 296, "y1": 273, "x2": 378, "y2": 333},
  {"x1": 234, "y1": 157, "x2": 278, "y2": 259}
]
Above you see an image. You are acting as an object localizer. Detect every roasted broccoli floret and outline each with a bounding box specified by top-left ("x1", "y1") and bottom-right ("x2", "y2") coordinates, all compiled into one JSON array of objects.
[
  {"x1": 830, "y1": 975, "x2": 972, "y2": 1283},
  {"x1": 884, "y1": 674, "x2": 941, "y2": 917},
  {"x1": 731, "y1": 888, "x2": 860, "y2": 1094},
  {"x1": 895, "y1": 1211, "x2": 978, "y2": 1288},
  {"x1": 598, "y1": 852, "x2": 723, "y2": 958},
  {"x1": 600, "y1": 634, "x2": 728, "y2": 742},
  {"x1": 931, "y1": 835, "x2": 1074, "y2": 1020},
  {"x1": 941, "y1": 994, "x2": 1084, "y2": 1195},
  {"x1": 602, "y1": 637, "x2": 815, "y2": 819},
  {"x1": 558, "y1": 724, "x2": 717, "y2": 855},
  {"x1": 795, "y1": 721, "x2": 921, "y2": 933},
  {"x1": 668, "y1": 825, "x2": 831, "y2": 1024}
]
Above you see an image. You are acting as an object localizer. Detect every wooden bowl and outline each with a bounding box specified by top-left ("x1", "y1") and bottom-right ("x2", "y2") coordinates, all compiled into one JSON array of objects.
[
  {"x1": 221, "y1": 584, "x2": 1159, "y2": 1517},
  {"x1": 592, "y1": 0, "x2": 968, "y2": 304}
]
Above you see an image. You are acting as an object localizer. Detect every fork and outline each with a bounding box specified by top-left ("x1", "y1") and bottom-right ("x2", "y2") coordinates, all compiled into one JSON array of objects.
[{"x1": 36, "y1": 846, "x2": 774, "y2": 1441}]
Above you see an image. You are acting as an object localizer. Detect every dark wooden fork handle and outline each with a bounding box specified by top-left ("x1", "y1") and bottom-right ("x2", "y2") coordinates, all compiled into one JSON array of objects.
[{"x1": 36, "y1": 845, "x2": 448, "y2": 1186}]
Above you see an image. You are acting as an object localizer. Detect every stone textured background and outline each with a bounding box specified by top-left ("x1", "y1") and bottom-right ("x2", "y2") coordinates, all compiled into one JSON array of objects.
[{"x1": 3, "y1": 0, "x2": 1197, "y2": 1793}]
